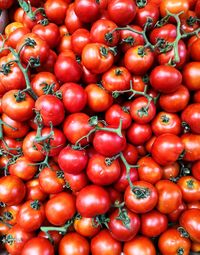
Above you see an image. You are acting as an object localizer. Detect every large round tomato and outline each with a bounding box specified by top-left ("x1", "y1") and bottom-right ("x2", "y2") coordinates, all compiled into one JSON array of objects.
[
  {"x1": 183, "y1": 62, "x2": 200, "y2": 91},
  {"x1": 21, "y1": 237, "x2": 54, "y2": 255}
]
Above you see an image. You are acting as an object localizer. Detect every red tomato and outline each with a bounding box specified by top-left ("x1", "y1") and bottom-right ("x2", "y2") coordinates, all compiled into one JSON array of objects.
[
  {"x1": 181, "y1": 134, "x2": 200, "y2": 161},
  {"x1": 21, "y1": 237, "x2": 54, "y2": 255},
  {"x1": 74, "y1": 217, "x2": 101, "y2": 237},
  {"x1": 178, "y1": 176, "x2": 200, "y2": 202},
  {"x1": 65, "y1": 3, "x2": 83, "y2": 34},
  {"x1": 127, "y1": 123, "x2": 152, "y2": 145},
  {"x1": 64, "y1": 172, "x2": 89, "y2": 192},
  {"x1": 183, "y1": 62, "x2": 200, "y2": 91},
  {"x1": 71, "y1": 28, "x2": 91, "y2": 55},
  {"x1": 160, "y1": 0, "x2": 189, "y2": 18},
  {"x1": 181, "y1": 103, "x2": 200, "y2": 134}
]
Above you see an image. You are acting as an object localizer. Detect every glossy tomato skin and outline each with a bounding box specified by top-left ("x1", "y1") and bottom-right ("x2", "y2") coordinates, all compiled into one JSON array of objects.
[
  {"x1": 127, "y1": 123, "x2": 152, "y2": 145},
  {"x1": 183, "y1": 62, "x2": 200, "y2": 91},
  {"x1": 124, "y1": 181, "x2": 158, "y2": 214},
  {"x1": 76, "y1": 185, "x2": 111, "y2": 217},
  {"x1": 123, "y1": 236, "x2": 156, "y2": 255},
  {"x1": 91, "y1": 229, "x2": 122, "y2": 255},
  {"x1": 181, "y1": 103, "x2": 200, "y2": 134},
  {"x1": 160, "y1": 0, "x2": 189, "y2": 18},
  {"x1": 108, "y1": 208, "x2": 140, "y2": 241},
  {"x1": 178, "y1": 176, "x2": 200, "y2": 203},
  {"x1": 159, "y1": 85, "x2": 190, "y2": 113},
  {"x1": 168, "y1": 202, "x2": 187, "y2": 223},
  {"x1": 58, "y1": 146, "x2": 88, "y2": 174},
  {"x1": 192, "y1": 160, "x2": 200, "y2": 180},
  {"x1": 74, "y1": 217, "x2": 101, "y2": 237},
  {"x1": 158, "y1": 228, "x2": 191, "y2": 255},
  {"x1": 162, "y1": 162, "x2": 180, "y2": 180},
  {"x1": 107, "y1": 0, "x2": 136, "y2": 26},
  {"x1": 59, "y1": 232, "x2": 90, "y2": 255},
  {"x1": 65, "y1": 3, "x2": 83, "y2": 34},
  {"x1": 150, "y1": 65, "x2": 182, "y2": 94},
  {"x1": 26, "y1": 179, "x2": 48, "y2": 202},
  {"x1": 71, "y1": 28, "x2": 91, "y2": 55},
  {"x1": 137, "y1": 157, "x2": 163, "y2": 184},
  {"x1": 155, "y1": 180, "x2": 182, "y2": 214},
  {"x1": 0, "y1": 175, "x2": 26, "y2": 206},
  {"x1": 64, "y1": 172, "x2": 89, "y2": 192},
  {"x1": 141, "y1": 210, "x2": 168, "y2": 237},
  {"x1": 122, "y1": 143, "x2": 138, "y2": 164},
  {"x1": 181, "y1": 134, "x2": 200, "y2": 161},
  {"x1": 86, "y1": 154, "x2": 121, "y2": 185},
  {"x1": 5, "y1": 225, "x2": 35, "y2": 255},
  {"x1": 151, "y1": 134, "x2": 184, "y2": 166},
  {"x1": 93, "y1": 129, "x2": 126, "y2": 157},
  {"x1": 21, "y1": 237, "x2": 54, "y2": 255},
  {"x1": 35, "y1": 95, "x2": 65, "y2": 126},
  {"x1": 149, "y1": 24, "x2": 177, "y2": 44},
  {"x1": 45, "y1": 192, "x2": 76, "y2": 226}
]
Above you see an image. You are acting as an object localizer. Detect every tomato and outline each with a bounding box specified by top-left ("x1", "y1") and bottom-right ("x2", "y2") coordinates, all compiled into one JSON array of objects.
[
  {"x1": 0, "y1": 175, "x2": 26, "y2": 206},
  {"x1": 5, "y1": 225, "x2": 34, "y2": 255},
  {"x1": 194, "y1": 90, "x2": 200, "y2": 103},
  {"x1": 82, "y1": 43, "x2": 114, "y2": 74},
  {"x1": 2, "y1": 90, "x2": 34, "y2": 122},
  {"x1": 54, "y1": 54, "x2": 83, "y2": 83},
  {"x1": 125, "y1": 181, "x2": 158, "y2": 214},
  {"x1": 141, "y1": 210, "x2": 168, "y2": 237},
  {"x1": 59, "y1": 232, "x2": 89, "y2": 255},
  {"x1": 93, "y1": 128, "x2": 126, "y2": 156},
  {"x1": 65, "y1": 3, "x2": 83, "y2": 34},
  {"x1": 181, "y1": 103, "x2": 200, "y2": 134},
  {"x1": 123, "y1": 236, "x2": 156, "y2": 255},
  {"x1": 45, "y1": 192, "x2": 76, "y2": 226},
  {"x1": 44, "y1": 0, "x2": 68, "y2": 25},
  {"x1": 85, "y1": 83, "x2": 113, "y2": 112},
  {"x1": 64, "y1": 172, "x2": 89, "y2": 192},
  {"x1": 122, "y1": 143, "x2": 138, "y2": 165},
  {"x1": 1, "y1": 204, "x2": 21, "y2": 226},
  {"x1": 135, "y1": 3, "x2": 159, "y2": 28},
  {"x1": 124, "y1": 46, "x2": 154, "y2": 75},
  {"x1": 74, "y1": 0, "x2": 107, "y2": 23},
  {"x1": 108, "y1": 208, "x2": 140, "y2": 241},
  {"x1": 86, "y1": 153, "x2": 121, "y2": 185},
  {"x1": 178, "y1": 176, "x2": 200, "y2": 203},
  {"x1": 2, "y1": 113, "x2": 29, "y2": 139},
  {"x1": 9, "y1": 156, "x2": 37, "y2": 181},
  {"x1": 82, "y1": 65, "x2": 100, "y2": 84},
  {"x1": 76, "y1": 185, "x2": 111, "y2": 217},
  {"x1": 36, "y1": 49, "x2": 57, "y2": 73},
  {"x1": 183, "y1": 62, "x2": 200, "y2": 91},
  {"x1": 192, "y1": 160, "x2": 200, "y2": 180},
  {"x1": 155, "y1": 180, "x2": 182, "y2": 214},
  {"x1": 159, "y1": 85, "x2": 190, "y2": 113},
  {"x1": 107, "y1": 0, "x2": 136, "y2": 26},
  {"x1": 102, "y1": 66, "x2": 132, "y2": 92},
  {"x1": 21, "y1": 237, "x2": 54, "y2": 255},
  {"x1": 180, "y1": 209, "x2": 200, "y2": 243},
  {"x1": 168, "y1": 202, "x2": 187, "y2": 222},
  {"x1": 189, "y1": 38, "x2": 200, "y2": 62},
  {"x1": 162, "y1": 162, "x2": 180, "y2": 180},
  {"x1": 38, "y1": 167, "x2": 65, "y2": 194},
  {"x1": 71, "y1": 28, "x2": 90, "y2": 55},
  {"x1": 90, "y1": 19, "x2": 119, "y2": 47},
  {"x1": 150, "y1": 65, "x2": 182, "y2": 94},
  {"x1": 35, "y1": 94, "x2": 65, "y2": 126},
  {"x1": 5, "y1": 21, "x2": 23, "y2": 36},
  {"x1": 137, "y1": 157, "x2": 163, "y2": 184},
  {"x1": 181, "y1": 134, "x2": 200, "y2": 161},
  {"x1": 58, "y1": 146, "x2": 88, "y2": 174},
  {"x1": 22, "y1": 7, "x2": 44, "y2": 30},
  {"x1": 16, "y1": 33, "x2": 50, "y2": 66},
  {"x1": 130, "y1": 96, "x2": 156, "y2": 124},
  {"x1": 57, "y1": 34, "x2": 72, "y2": 53},
  {"x1": 32, "y1": 22, "x2": 60, "y2": 49},
  {"x1": 181, "y1": 11, "x2": 199, "y2": 34},
  {"x1": 91, "y1": 229, "x2": 122, "y2": 255},
  {"x1": 38, "y1": 230, "x2": 62, "y2": 249},
  {"x1": 22, "y1": 131, "x2": 45, "y2": 162},
  {"x1": 151, "y1": 133, "x2": 184, "y2": 166},
  {"x1": 127, "y1": 123, "x2": 152, "y2": 145},
  {"x1": 158, "y1": 228, "x2": 191, "y2": 255},
  {"x1": 0, "y1": 0, "x2": 14, "y2": 9},
  {"x1": 63, "y1": 113, "x2": 93, "y2": 146},
  {"x1": 160, "y1": 0, "x2": 189, "y2": 18},
  {"x1": 6, "y1": 27, "x2": 30, "y2": 49},
  {"x1": 152, "y1": 112, "x2": 181, "y2": 136},
  {"x1": 149, "y1": 24, "x2": 177, "y2": 44},
  {"x1": 26, "y1": 179, "x2": 48, "y2": 202},
  {"x1": 74, "y1": 217, "x2": 101, "y2": 237}
]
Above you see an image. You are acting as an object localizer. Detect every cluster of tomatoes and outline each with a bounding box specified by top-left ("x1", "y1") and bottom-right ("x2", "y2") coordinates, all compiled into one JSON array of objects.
[{"x1": 0, "y1": 0, "x2": 200, "y2": 254}]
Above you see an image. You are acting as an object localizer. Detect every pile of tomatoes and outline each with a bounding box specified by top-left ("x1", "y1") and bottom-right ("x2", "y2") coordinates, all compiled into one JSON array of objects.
[{"x1": 0, "y1": 0, "x2": 200, "y2": 254}]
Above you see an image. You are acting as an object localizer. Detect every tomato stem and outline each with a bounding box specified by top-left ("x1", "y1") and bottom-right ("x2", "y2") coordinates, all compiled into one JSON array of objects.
[
  {"x1": 92, "y1": 214, "x2": 110, "y2": 229},
  {"x1": 177, "y1": 227, "x2": 190, "y2": 238},
  {"x1": 116, "y1": 207, "x2": 131, "y2": 229}
]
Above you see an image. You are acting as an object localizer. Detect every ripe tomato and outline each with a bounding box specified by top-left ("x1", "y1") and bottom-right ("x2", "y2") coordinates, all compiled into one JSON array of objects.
[
  {"x1": 149, "y1": 24, "x2": 177, "y2": 44},
  {"x1": 183, "y1": 62, "x2": 200, "y2": 91},
  {"x1": 0, "y1": 0, "x2": 14, "y2": 9},
  {"x1": 168, "y1": 202, "x2": 187, "y2": 222},
  {"x1": 150, "y1": 65, "x2": 182, "y2": 94},
  {"x1": 58, "y1": 146, "x2": 88, "y2": 174},
  {"x1": 162, "y1": 162, "x2": 180, "y2": 180},
  {"x1": 107, "y1": 0, "x2": 136, "y2": 26},
  {"x1": 6, "y1": 27, "x2": 30, "y2": 49},
  {"x1": 181, "y1": 134, "x2": 200, "y2": 161},
  {"x1": 26, "y1": 179, "x2": 48, "y2": 202},
  {"x1": 155, "y1": 180, "x2": 182, "y2": 214},
  {"x1": 74, "y1": 217, "x2": 101, "y2": 237},
  {"x1": 192, "y1": 160, "x2": 200, "y2": 180},
  {"x1": 45, "y1": 192, "x2": 76, "y2": 226},
  {"x1": 108, "y1": 208, "x2": 140, "y2": 241},
  {"x1": 127, "y1": 123, "x2": 152, "y2": 145},
  {"x1": 124, "y1": 181, "x2": 158, "y2": 213},
  {"x1": 178, "y1": 176, "x2": 200, "y2": 202},
  {"x1": 179, "y1": 209, "x2": 200, "y2": 243},
  {"x1": 181, "y1": 103, "x2": 200, "y2": 134},
  {"x1": 76, "y1": 185, "x2": 111, "y2": 217},
  {"x1": 1, "y1": 205, "x2": 21, "y2": 226},
  {"x1": 65, "y1": 3, "x2": 83, "y2": 34},
  {"x1": 160, "y1": 0, "x2": 189, "y2": 18},
  {"x1": 123, "y1": 236, "x2": 156, "y2": 255},
  {"x1": 122, "y1": 143, "x2": 138, "y2": 165},
  {"x1": 0, "y1": 175, "x2": 26, "y2": 206},
  {"x1": 151, "y1": 133, "x2": 184, "y2": 166},
  {"x1": 137, "y1": 157, "x2": 163, "y2": 184},
  {"x1": 141, "y1": 210, "x2": 168, "y2": 237},
  {"x1": 71, "y1": 28, "x2": 90, "y2": 55},
  {"x1": 59, "y1": 232, "x2": 90, "y2": 255},
  {"x1": 21, "y1": 237, "x2": 54, "y2": 255},
  {"x1": 91, "y1": 229, "x2": 122, "y2": 255},
  {"x1": 158, "y1": 228, "x2": 191, "y2": 255},
  {"x1": 86, "y1": 153, "x2": 121, "y2": 185}
]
